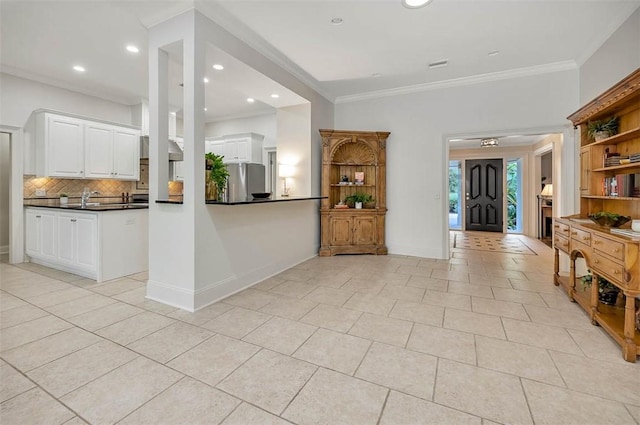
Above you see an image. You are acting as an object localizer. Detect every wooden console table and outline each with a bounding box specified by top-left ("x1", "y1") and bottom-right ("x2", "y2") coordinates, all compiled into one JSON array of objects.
[{"x1": 553, "y1": 217, "x2": 640, "y2": 362}]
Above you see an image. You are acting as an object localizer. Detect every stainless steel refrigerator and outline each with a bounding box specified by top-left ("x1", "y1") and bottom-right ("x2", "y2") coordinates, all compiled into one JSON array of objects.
[{"x1": 225, "y1": 163, "x2": 266, "y2": 202}]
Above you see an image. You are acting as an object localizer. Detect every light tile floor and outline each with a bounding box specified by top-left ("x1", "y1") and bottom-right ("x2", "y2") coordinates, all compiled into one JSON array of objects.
[{"x1": 1, "y1": 233, "x2": 639, "y2": 425}]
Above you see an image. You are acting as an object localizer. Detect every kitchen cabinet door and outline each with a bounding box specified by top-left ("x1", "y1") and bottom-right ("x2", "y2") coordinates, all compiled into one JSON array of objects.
[
  {"x1": 56, "y1": 213, "x2": 77, "y2": 266},
  {"x1": 205, "y1": 140, "x2": 225, "y2": 157},
  {"x1": 113, "y1": 127, "x2": 140, "y2": 180},
  {"x1": 25, "y1": 209, "x2": 56, "y2": 260},
  {"x1": 224, "y1": 140, "x2": 239, "y2": 162},
  {"x1": 75, "y1": 214, "x2": 97, "y2": 270},
  {"x1": 47, "y1": 114, "x2": 84, "y2": 177},
  {"x1": 56, "y1": 212, "x2": 97, "y2": 270},
  {"x1": 84, "y1": 123, "x2": 114, "y2": 178}
]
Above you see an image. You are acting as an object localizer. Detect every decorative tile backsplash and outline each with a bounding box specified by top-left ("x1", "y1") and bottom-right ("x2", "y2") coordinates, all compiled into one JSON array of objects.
[
  {"x1": 23, "y1": 176, "x2": 183, "y2": 198},
  {"x1": 24, "y1": 177, "x2": 139, "y2": 198}
]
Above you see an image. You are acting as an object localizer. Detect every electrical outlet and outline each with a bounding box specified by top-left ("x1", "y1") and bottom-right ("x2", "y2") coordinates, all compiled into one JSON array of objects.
[{"x1": 35, "y1": 189, "x2": 46, "y2": 196}]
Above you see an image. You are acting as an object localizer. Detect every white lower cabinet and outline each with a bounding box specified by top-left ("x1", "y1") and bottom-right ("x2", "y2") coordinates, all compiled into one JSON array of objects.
[
  {"x1": 56, "y1": 212, "x2": 97, "y2": 272},
  {"x1": 25, "y1": 207, "x2": 148, "y2": 282},
  {"x1": 25, "y1": 208, "x2": 57, "y2": 262}
]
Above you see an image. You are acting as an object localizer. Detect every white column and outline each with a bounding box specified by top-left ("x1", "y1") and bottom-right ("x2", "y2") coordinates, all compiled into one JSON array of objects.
[{"x1": 148, "y1": 46, "x2": 169, "y2": 201}]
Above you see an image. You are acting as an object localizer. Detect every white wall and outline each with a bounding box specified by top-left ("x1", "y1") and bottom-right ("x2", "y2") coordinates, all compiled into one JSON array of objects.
[
  {"x1": 0, "y1": 132, "x2": 9, "y2": 254},
  {"x1": 206, "y1": 113, "x2": 277, "y2": 148},
  {"x1": 336, "y1": 70, "x2": 579, "y2": 258},
  {"x1": 580, "y1": 8, "x2": 640, "y2": 104},
  {"x1": 0, "y1": 73, "x2": 133, "y2": 128},
  {"x1": 276, "y1": 104, "x2": 311, "y2": 197}
]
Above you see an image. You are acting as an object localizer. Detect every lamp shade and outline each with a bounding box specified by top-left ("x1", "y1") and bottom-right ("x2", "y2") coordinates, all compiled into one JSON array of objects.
[
  {"x1": 279, "y1": 164, "x2": 295, "y2": 178},
  {"x1": 541, "y1": 184, "x2": 553, "y2": 197}
]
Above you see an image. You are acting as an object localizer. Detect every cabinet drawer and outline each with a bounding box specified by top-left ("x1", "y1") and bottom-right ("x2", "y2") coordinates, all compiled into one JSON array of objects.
[
  {"x1": 592, "y1": 234, "x2": 625, "y2": 261},
  {"x1": 570, "y1": 228, "x2": 591, "y2": 246},
  {"x1": 591, "y1": 253, "x2": 625, "y2": 285},
  {"x1": 554, "y1": 234, "x2": 570, "y2": 254},
  {"x1": 553, "y1": 221, "x2": 570, "y2": 238}
]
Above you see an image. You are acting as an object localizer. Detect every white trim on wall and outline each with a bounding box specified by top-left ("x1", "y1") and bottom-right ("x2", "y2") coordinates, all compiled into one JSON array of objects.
[{"x1": 1, "y1": 125, "x2": 24, "y2": 264}]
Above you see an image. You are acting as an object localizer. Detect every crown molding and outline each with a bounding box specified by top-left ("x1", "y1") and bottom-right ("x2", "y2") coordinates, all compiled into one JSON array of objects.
[
  {"x1": 575, "y1": 3, "x2": 640, "y2": 66},
  {"x1": 0, "y1": 66, "x2": 137, "y2": 106},
  {"x1": 335, "y1": 61, "x2": 578, "y2": 104}
]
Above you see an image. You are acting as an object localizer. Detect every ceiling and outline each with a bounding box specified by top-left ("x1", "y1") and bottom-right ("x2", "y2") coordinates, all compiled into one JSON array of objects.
[{"x1": 1, "y1": 0, "x2": 639, "y2": 127}]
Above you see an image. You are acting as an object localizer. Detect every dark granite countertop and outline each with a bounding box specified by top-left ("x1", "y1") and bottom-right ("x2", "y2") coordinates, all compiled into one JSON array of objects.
[{"x1": 155, "y1": 196, "x2": 326, "y2": 205}]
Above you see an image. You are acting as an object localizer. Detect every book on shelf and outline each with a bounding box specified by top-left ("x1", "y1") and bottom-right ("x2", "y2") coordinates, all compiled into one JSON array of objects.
[{"x1": 602, "y1": 174, "x2": 639, "y2": 197}]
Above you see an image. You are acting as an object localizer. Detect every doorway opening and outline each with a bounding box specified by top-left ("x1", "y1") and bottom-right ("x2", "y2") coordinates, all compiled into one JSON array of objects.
[
  {"x1": 0, "y1": 132, "x2": 10, "y2": 260},
  {"x1": 507, "y1": 158, "x2": 523, "y2": 233},
  {"x1": 448, "y1": 160, "x2": 462, "y2": 230}
]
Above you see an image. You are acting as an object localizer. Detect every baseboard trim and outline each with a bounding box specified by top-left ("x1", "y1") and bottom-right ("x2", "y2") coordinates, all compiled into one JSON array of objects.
[
  {"x1": 0, "y1": 245, "x2": 8, "y2": 255},
  {"x1": 146, "y1": 250, "x2": 318, "y2": 312}
]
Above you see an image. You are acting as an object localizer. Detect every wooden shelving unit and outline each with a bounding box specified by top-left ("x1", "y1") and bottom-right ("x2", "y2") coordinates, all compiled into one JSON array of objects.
[
  {"x1": 555, "y1": 68, "x2": 640, "y2": 362},
  {"x1": 319, "y1": 129, "x2": 389, "y2": 256}
]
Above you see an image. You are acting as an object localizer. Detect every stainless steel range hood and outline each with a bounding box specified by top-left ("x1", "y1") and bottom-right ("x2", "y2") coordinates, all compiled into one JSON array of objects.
[{"x1": 140, "y1": 136, "x2": 183, "y2": 161}]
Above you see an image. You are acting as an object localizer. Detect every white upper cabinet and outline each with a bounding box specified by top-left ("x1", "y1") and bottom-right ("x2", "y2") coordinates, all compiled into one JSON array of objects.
[
  {"x1": 85, "y1": 123, "x2": 114, "y2": 179},
  {"x1": 205, "y1": 133, "x2": 264, "y2": 163},
  {"x1": 205, "y1": 139, "x2": 225, "y2": 157},
  {"x1": 45, "y1": 114, "x2": 85, "y2": 178},
  {"x1": 112, "y1": 128, "x2": 140, "y2": 179},
  {"x1": 26, "y1": 110, "x2": 140, "y2": 180}
]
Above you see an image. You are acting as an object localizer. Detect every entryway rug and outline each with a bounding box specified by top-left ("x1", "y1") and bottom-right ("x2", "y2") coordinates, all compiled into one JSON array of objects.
[{"x1": 453, "y1": 233, "x2": 537, "y2": 255}]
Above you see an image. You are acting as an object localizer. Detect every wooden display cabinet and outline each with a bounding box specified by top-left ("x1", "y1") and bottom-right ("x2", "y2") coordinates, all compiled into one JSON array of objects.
[
  {"x1": 554, "y1": 68, "x2": 640, "y2": 362},
  {"x1": 568, "y1": 68, "x2": 640, "y2": 217},
  {"x1": 319, "y1": 129, "x2": 389, "y2": 256}
]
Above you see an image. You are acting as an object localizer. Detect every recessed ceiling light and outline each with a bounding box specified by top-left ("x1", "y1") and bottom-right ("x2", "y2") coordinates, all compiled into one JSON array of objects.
[
  {"x1": 488, "y1": 50, "x2": 500, "y2": 57},
  {"x1": 126, "y1": 45, "x2": 139, "y2": 53},
  {"x1": 270, "y1": 94, "x2": 279, "y2": 99},
  {"x1": 72, "y1": 65, "x2": 85, "y2": 72},
  {"x1": 203, "y1": 77, "x2": 209, "y2": 83},
  {"x1": 331, "y1": 17, "x2": 343, "y2": 25},
  {"x1": 428, "y1": 59, "x2": 448, "y2": 69},
  {"x1": 204, "y1": 107, "x2": 208, "y2": 112},
  {"x1": 170, "y1": 112, "x2": 177, "y2": 116},
  {"x1": 371, "y1": 73, "x2": 382, "y2": 78},
  {"x1": 247, "y1": 98, "x2": 255, "y2": 103},
  {"x1": 212, "y1": 64, "x2": 224, "y2": 71},
  {"x1": 401, "y1": 0, "x2": 433, "y2": 9}
]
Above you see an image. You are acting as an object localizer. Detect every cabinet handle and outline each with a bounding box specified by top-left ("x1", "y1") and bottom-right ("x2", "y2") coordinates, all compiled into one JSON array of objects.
[
  {"x1": 571, "y1": 231, "x2": 577, "y2": 236},
  {"x1": 553, "y1": 225, "x2": 560, "y2": 229},
  {"x1": 35, "y1": 215, "x2": 41, "y2": 218},
  {"x1": 583, "y1": 236, "x2": 589, "y2": 241},
  {"x1": 613, "y1": 270, "x2": 620, "y2": 274},
  {"x1": 614, "y1": 248, "x2": 620, "y2": 253},
  {"x1": 594, "y1": 259, "x2": 599, "y2": 264},
  {"x1": 70, "y1": 219, "x2": 77, "y2": 222},
  {"x1": 593, "y1": 240, "x2": 600, "y2": 245}
]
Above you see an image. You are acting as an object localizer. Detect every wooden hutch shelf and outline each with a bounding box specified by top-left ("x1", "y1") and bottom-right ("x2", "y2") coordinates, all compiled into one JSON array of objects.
[
  {"x1": 319, "y1": 129, "x2": 389, "y2": 256},
  {"x1": 555, "y1": 68, "x2": 640, "y2": 362},
  {"x1": 587, "y1": 127, "x2": 640, "y2": 147}
]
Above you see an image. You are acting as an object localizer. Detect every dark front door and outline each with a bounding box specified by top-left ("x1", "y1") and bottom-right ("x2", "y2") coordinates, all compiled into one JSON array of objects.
[{"x1": 465, "y1": 159, "x2": 503, "y2": 232}]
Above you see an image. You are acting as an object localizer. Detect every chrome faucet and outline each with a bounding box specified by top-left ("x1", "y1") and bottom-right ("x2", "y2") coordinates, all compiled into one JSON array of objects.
[{"x1": 81, "y1": 188, "x2": 100, "y2": 208}]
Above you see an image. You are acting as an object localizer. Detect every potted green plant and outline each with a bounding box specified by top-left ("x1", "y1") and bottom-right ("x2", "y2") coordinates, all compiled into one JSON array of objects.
[
  {"x1": 345, "y1": 192, "x2": 373, "y2": 209},
  {"x1": 587, "y1": 116, "x2": 619, "y2": 141},
  {"x1": 205, "y1": 152, "x2": 229, "y2": 201},
  {"x1": 59, "y1": 193, "x2": 69, "y2": 205},
  {"x1": 581, "y1": 270, "x2": 620, "y2": 305}
]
